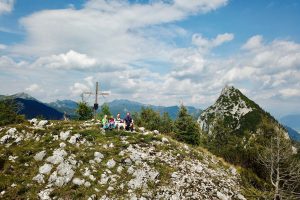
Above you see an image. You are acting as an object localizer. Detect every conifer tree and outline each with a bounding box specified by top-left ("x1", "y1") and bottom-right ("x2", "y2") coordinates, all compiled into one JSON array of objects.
[
  {"x1": 76, "y1": 102, "x2": 93, "y2": 120},
  {"x1": 175, "y1": 104, "x2": 201, "y2": 145}
]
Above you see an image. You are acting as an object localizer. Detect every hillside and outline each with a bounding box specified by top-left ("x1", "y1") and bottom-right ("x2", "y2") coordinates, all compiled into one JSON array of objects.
[{"x1": 0, "y1": 119, "x2": 246, "y2": 200}]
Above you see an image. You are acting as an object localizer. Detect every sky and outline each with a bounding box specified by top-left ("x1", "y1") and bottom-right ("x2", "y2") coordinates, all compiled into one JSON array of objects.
[{"x1": 0, "y1": 0, "x2": 300, "y2": 118}]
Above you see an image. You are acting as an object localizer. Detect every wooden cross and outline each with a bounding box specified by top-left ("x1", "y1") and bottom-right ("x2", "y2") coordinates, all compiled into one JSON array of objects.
[{"x1": 81, "y1": 82, "x2": 110, "y2": 120}]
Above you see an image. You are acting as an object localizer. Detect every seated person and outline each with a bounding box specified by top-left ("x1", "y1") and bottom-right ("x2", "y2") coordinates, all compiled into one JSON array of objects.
[
  {"x1": 108, "y1": 116, "x2": 116, "y2": 129},
  {"x1": 115, "y1": 113, "x2": 125, "y2": 130},
  {"x1": 124, "y1": 112, "x2": 134, "y2": 132},
  {"x1": 102, "y1": 115, "x2": 109, "y2": 129}
]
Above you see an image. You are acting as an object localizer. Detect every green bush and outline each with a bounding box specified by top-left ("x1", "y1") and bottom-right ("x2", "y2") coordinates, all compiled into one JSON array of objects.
[
  {"x1": 0, "y1": 99, "x2": 25, "y2": 126},
  {"x1": 133, "y1": 107, "x2": 174, "y2": 133}
]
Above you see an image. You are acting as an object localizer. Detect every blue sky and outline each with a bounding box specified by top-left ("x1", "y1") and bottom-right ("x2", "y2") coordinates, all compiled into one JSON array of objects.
[{"x1": 0, "y1": 0, "x2": 300, "y2": 118}]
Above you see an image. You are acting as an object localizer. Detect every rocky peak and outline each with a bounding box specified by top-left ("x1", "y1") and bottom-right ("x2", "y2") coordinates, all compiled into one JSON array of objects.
[
  {"x1": 198, "y1": 86, "x2": 255, "y2": 133},
  {"x1": 11, "y1": 92, "x2": 37, "y2": 101},
  {"x1": 198, "y1": 85, "x2": 289, "y2": 139}
]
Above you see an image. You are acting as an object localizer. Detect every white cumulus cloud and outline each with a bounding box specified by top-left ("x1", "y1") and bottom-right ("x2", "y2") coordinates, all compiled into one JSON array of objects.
[
  {"x1": 25, "y1": 84, "x2": 43, "y2": 93},
  {"x1": 192, "y1": 33, "x2": 234, "y2": 50},
  {"x1": 0, "y1": 0, "x2": 14, "y2": 15},
  {"x1": 31, "y1": 50, "x2": 97, "y2": 70}
]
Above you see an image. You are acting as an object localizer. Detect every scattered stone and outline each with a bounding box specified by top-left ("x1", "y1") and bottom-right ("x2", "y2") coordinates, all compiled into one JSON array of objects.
[
  {"x1": 68, "y1": 134, "x2": 80, "y2": 144},
  {"x1": 107, "y1": 186, "x2": 114, "y2": 191},
  {"x1": 107, "y1": 159, "x2": 116, "y2": 168},
  {"x1": 14, "y1": 136, "x2": 23, "y2": 143},
  {"x1": 38, "y1": 188, "x2": 53, "y2": 200},
  {"x1": 60, "y1": 131, "x2": 71, "y2": 141},
  {"x1": 109, "y1": 143, "x2": 114, "y2": 148},
  {"x1": 46, "y1": 149, "x2": 67, "y2": 165},
  {"x1": 89, "y1": 175, "x2": 96, "y2": 181},
  {"x1": 153, "y1": 130, "x2": 159, "y2": 134},
  {"x1": 139, "y1": 127, "x2": 145, "y2": 132},
  {"x1": 237, "y1": 193, "x2": 247, "y2": 200},
  {"x1": 99, "y1": 173, "x2": 109, "y2": 185},
  {"x1": 33, "y1": 174, "x2": 45, "y2": 184},
  {"x1": 217, "y1": 191, "x2": 229, "y2": 200},
  {"x1": 37, "y1": 120, "x2": 49, "y2": 128},
  {"x1": 117, "y1": 166, "x2": 123, "y2": 173},
  {"x1": 162, "y1": 137, "x2": 169, "y2": 143},
  {"x1": 72, "y1": 178, "x2": 85, "y2": 186},
  {"x1": 229, "y1": 166, "x2": 237, "y2": 176},
  {"x1": 7, "y1": 128, "x2": 17, "y2": 135},
  {"x1": 292, "y1": 146, "x2": 298, "y2": 154},
  {"x1": 83, "y1": 168, "x2": 91, "y2": 177},
  {"x1": 39, "y1": 163, "x2": 53, "y2": 175},
  {"x1": 28, "y1": 118, "x2": 38, "y2": 125},
  {"x1": 8, "y1": 155, "x2": 18, "y2": 162},
  {"x1": 88, "y1": 194, "x2": 97, "y2": 200},
  {"x1": 125, "y1": 158, "x2": 132, "y2": 165},
  {"x1": 84, "y1": 181, "x2": 91, "y2": 187},
  {"x1": 127, "y1": 166, "x2": 135, "y2": 175},
  {"x1": 34, "y1": 150, "x2": 47, "y2": 161},
  {"x1": 94, "y1": 152, "x2": 103, "y2": 158},
  {"x1": 59, "y1": 142, "x2": 66, "y2": 148},
  {"x1": 0, "y1": 135, "x2": 11, "y2": 144},
  {"x1": 119, "y1": 150, "x2": 125, "y2": 156}
]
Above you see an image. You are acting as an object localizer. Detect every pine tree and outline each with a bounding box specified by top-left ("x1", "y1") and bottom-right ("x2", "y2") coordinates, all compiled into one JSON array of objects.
[
  {"x1": 174, "y1": 104, "x2": 201, "y2": 145},
  {"x1": 160, "y1": 112, "x2": 174, "y2": 133},
  {"x1": 76, "y1": 102, "x2": 93, "y2": 120}
]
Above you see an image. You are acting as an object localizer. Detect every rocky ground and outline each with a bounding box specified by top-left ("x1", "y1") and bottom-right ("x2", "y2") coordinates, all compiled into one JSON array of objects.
[{"x1": 0, "y1": 119, "x2": 246, "y2": 200}]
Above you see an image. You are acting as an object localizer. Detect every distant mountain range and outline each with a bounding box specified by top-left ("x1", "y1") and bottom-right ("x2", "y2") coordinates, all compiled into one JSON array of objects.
[
  {"x1": 281, "y1": 114, "x2": 300, "y2": 132},
  {"x1": 0, "y1": 93, "x2": 64, "y2": 120},
  {"x1": 0, "y1": 93, "x2": 202, "y2": 120},
  {"x1": 106, "y1": 99, "x2": 202, "y2": 120},
  {"x1": 48, "y1": 99, "x2": 202, "y2": 120},
  {"x1": 284, "y1": 126, "x2": 300, "y2": 142}
]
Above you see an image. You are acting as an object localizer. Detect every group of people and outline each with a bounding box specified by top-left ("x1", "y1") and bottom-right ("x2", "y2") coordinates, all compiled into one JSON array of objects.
[{"x1": 101, "y1": 112, "x2": 134, "y2": 131}]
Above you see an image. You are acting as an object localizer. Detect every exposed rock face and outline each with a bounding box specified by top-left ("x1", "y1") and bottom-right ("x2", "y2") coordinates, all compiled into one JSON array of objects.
[
  {"x1": 198, "y1": 86, "x2": 254, "y2": 134},
  {"x1": 0, "y1": 120, "x2": 247, "y2": 200}
]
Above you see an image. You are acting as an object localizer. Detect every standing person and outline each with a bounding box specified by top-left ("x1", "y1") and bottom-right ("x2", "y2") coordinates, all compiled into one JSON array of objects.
[{"x1": 124, "y1": 112, "x2": 134, "y2": 131}]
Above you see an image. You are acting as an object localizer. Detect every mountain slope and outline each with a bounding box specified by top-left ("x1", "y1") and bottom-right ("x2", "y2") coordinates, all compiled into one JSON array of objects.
[
  {"x1": 0, "y1": 120, "x2": 246, "y2": 200},
  {"x1": 198, "y1": 85, "x2": 288, "y2": 138},
  {"x1": 47, "y1": 100, "x2": 78, "y2": 117},
  {"x1": 16, "y1": 98, "x2": 63, "y2": 120},
  {"x1": 0, "y1": 93, "x2": 63, "y2": 120}
]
